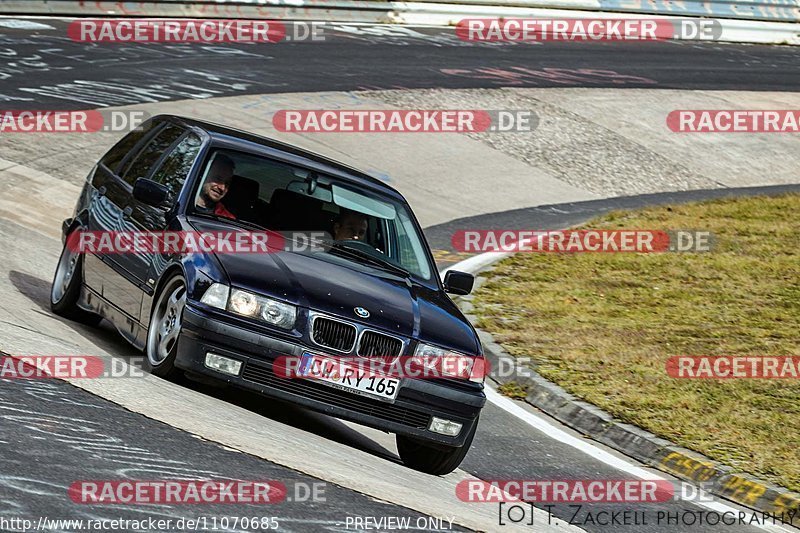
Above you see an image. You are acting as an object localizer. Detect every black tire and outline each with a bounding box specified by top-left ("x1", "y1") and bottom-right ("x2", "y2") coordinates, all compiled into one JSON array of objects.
[
  {"x1": 50, "y1": 237, "x2": 102, "y2": 326},
  {"x1": 144, "y1": 276, "x2": 187, "y2": 379},
  {"x1": 396, "y1": 416, "x2": 479, "y2": 475}
]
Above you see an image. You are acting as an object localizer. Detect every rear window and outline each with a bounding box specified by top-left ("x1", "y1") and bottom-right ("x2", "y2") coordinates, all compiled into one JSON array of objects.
[
  {"x1": 120, "y1": 124, "x2": 185, "y2": 186},
  {"x1": 150, "y1": 133, "x2": 203, "y2": 194},
  {"x1": 99, "y1": 120, "x2": 157, "y2": 174}
]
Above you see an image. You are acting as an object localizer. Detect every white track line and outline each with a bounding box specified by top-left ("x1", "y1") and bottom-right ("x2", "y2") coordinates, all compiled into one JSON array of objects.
[{"x1": 485, "y1": 388, "x2": 793, "y2": 531}]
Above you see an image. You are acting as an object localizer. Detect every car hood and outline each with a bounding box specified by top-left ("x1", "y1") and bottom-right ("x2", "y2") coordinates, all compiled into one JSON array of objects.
[{"x1": 188, "y1": 218, "x2": 479, "y2": 354}]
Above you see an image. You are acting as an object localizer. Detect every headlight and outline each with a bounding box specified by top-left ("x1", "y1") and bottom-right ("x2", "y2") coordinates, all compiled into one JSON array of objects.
[
  {"x1": 229, "y1": 289, "x2": 259, "y2": 316},
  {"x1": 200, "y1": 284, "x2": 297, "y2": 330},
  {"x1": 228, "y1": 289, "x2": 297, "y2": 329},
  {"x1": 200, "y1": 283, "x2": 229, "y2": 310},
  {"x1": 413, "y1": 343, "x2": 485, "y2": 383},
  {"x1": 260, "y1": 298, "x2": 296, "y2": 329}
]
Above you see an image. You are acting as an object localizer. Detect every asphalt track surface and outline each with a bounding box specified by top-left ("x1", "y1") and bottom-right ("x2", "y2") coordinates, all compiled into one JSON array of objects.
[
  {"x1": 0, "y1": 19, "x2": 799, "y2": 110},
  {"x1": 1, "y1": 16, "x2": 799, "y2": 533},
  {"x1": 1, "y1": 372, "x2": 467, "y2": 532}
]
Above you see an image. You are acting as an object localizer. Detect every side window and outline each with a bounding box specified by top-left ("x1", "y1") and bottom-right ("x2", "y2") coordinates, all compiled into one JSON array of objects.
[
  {"x1": 150, "y1": 133, "x2": 203, "y2": 194},
  {"x1": 100, "y1": 120, "x2": 157, "y2": 174},
  {"x1": 366, "y1": 217, "x2": 385, "y2": 251},
  {"x1": 392, "y1": 213, "x2": 431, "y2": 279},
  {"x1": 120, "y1": 124, "x2": 184, "y2": 186},
  {"x1": 396, "y1": 224, "x2": 416, "y2": 267}
]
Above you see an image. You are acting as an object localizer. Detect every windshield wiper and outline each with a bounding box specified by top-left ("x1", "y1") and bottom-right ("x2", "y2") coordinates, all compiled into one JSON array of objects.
[{"x1": 329, "y1": 242, "x2": 410, "y2": 279}]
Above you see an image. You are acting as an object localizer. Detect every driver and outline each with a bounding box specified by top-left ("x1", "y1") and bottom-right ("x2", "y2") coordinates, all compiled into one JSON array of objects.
[
  {"x1": 195, "y1": 154, "x2": 236, "y2": 219},
  {"x1": 332, "y1": 209, "x2": 368, "y2": 241}
]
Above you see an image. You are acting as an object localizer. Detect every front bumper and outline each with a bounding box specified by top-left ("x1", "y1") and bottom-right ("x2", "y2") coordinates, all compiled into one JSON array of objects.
[{"x1": 176, "y1": 305, "x2": 485, "y2": 447}]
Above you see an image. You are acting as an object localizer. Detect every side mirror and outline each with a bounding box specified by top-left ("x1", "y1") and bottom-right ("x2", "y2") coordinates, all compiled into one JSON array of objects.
[
  {"x1": 443, "y1": 270, "x2": 474, "y2": 296},
  {"x1": 133, "y1": 178, "x2": 171, "y2": 208}
]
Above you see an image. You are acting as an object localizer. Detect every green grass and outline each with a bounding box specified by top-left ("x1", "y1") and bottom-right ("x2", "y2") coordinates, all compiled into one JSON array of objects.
[
  {"x1": 473, "y1": 194, "x2": 800, "y2": 492},
  {"x1": 497, "y1": 381, "x2": 529, "y2": 400}
]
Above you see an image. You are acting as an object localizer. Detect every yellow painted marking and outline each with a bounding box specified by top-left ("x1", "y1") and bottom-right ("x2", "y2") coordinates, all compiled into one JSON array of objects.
[
  {"x1": 721, "y1": 475, "x2": 767, "y2": 506},
  {"x1": 660, "y1": 451, "x2": 716, "y2": 482}
]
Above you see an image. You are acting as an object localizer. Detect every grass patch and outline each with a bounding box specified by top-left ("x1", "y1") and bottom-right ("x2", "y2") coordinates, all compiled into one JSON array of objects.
[
  {"x1": 473, "y1": 194, "x2": 800, "y2": 492},
  {"x1": 498, "y1": 381, "x2": 529, "y2": 400}
]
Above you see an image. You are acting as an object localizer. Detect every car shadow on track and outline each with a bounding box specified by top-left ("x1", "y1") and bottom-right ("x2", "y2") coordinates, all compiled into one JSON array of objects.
[
  {"x1": 9, "y1": 269, "x2": 141, "y2": 358},
  {"x1": 9, "y1": 269, "x2": 402, "y2": 466}
]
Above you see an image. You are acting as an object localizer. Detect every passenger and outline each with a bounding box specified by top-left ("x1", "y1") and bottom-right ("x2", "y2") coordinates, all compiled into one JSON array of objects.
[
  {"x1": 195, "y1": 154, "x2": 236, "y2": 219},
  {"x1": 333, "y1": 209, "x2": 368, "y2": 241}
]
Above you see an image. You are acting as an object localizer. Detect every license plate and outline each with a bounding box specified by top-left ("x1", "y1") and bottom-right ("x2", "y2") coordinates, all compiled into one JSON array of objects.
[{"x1": 299, "y1": 352, "x2": 399, "y2": 402}]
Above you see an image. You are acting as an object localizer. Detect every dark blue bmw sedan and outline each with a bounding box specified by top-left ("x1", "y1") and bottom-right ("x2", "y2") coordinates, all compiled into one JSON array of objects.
[{"x1": 51, "y1": 115, "x2": 485, "y2": 475}]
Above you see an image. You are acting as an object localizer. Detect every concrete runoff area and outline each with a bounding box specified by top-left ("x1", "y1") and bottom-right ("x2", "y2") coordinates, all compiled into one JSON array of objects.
[{"x1": 2, "y1": 89, "x2": 799, "y2": 227}]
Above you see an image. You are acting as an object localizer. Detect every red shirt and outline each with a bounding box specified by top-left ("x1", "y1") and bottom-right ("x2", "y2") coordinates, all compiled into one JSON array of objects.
[{"x1": 213, "y1": 202, "x2": 236, "y2": 219}]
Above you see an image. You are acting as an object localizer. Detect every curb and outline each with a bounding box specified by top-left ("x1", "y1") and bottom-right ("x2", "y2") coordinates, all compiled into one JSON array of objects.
[{"x1": 455, "y1": 273, "x2": 800, "y2": 526}]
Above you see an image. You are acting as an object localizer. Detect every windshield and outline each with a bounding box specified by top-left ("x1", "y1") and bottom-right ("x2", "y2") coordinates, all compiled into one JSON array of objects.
[{"x1": 190, "y1": 149, "x2": 434, "y2": 281}]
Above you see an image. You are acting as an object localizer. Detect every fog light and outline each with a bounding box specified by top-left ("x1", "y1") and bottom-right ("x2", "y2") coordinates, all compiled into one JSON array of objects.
[
  {"x1": 428, "y1": 417, "x2": 463, "y2": 437},
  {"x1": 204, "y1": 353, "x2": 242, "y2": 376}
]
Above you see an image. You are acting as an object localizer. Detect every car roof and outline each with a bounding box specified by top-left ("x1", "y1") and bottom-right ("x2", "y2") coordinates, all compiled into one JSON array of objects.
[{"x1": 160, "y1": 114, "x2": 406, "y2": 202}]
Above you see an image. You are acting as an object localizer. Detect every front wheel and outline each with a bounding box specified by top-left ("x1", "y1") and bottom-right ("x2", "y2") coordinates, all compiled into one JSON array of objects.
[
  {"x1": 50, "y1": 237, "x2": 102, "y2": 326},
  {"x1": 145, "y1": 276, "x2": 187, "y2": 379},
  {"x1": 396, "y1": 417, "x2": 479, "y2": 475}
]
